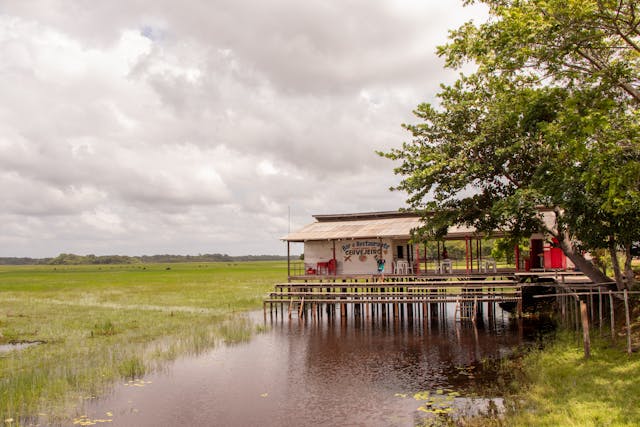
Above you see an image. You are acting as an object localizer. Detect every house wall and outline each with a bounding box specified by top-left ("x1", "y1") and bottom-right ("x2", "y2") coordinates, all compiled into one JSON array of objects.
[{"x1": 304, "y1": 239, "x2": 393, "y2": 274}]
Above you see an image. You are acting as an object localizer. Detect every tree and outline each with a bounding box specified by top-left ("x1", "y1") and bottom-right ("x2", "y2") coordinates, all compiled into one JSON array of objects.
[{"x1": 382, "y1": 0, "x2": 640, "y2": 288}]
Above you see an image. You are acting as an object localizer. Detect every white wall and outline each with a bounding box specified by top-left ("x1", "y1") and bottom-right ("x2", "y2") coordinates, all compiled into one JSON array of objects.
[{"x1": 304, "y1": 239, "x2": 392, "y2": 274}]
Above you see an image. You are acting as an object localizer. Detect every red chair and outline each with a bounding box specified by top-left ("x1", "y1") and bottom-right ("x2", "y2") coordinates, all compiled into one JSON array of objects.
[
  {"x1": 316, "y1": 262, "x2": 329, "y2": 275},
  {"x1": 328, "y1": 259, "x2": 337, "y2": 275}
]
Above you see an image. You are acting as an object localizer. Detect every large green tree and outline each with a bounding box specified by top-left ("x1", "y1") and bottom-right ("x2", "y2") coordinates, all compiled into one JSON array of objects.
[{"x1": 383, "y1": 0, "x2": 640, "y2": 288}]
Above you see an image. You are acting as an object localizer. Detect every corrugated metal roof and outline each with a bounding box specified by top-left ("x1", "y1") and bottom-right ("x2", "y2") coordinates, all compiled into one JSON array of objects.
[
  {"x1": 283, "y1": 216, "x2": 423, "y2": 241},
  {"x1": 283, "y1": 209, "x2": 557, "y2": 242}
]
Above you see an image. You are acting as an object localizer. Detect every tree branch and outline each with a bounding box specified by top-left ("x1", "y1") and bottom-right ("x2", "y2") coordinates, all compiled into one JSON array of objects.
[{"x1": 575, "y1": 48, "x2": 640, "y2": 103}]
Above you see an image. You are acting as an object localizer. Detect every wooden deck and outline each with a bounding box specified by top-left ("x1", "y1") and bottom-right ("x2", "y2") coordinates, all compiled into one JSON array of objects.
[
  {"x1": 287, "y1": 270, "x2": 517, "y2": 282},
  {"x1": 264, "y1": 273, "x2": 527, "y2": 322}
]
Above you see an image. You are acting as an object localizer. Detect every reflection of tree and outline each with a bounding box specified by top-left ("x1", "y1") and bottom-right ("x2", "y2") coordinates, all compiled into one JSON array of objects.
[{"x1": 296, "y1": 310, "x2": 532, "y2": 394}]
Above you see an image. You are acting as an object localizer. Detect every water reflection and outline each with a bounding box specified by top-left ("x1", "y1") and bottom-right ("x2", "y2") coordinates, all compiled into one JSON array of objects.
[{"x1": 83, "y1": 304, "x2": 552, "y2": 426}]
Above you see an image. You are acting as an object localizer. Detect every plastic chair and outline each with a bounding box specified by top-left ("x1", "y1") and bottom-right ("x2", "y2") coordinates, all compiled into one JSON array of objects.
[{"x1": 328, "y1": 259, "x2": 337, "y2": 275}]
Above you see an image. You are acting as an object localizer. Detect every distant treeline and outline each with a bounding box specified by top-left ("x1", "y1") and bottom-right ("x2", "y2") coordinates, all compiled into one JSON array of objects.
[{"x1": 0, "y1": 253, "x2": 288, "y2": 266}]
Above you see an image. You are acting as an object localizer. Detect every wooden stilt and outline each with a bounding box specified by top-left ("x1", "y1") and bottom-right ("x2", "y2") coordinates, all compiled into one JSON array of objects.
[
  {"x1": 625, "y1": 289, "x2": 632, "y2": 355},
  {"x1": 598, "y1": 287, "x2": 603, "y2": 336},
  {"x1": 609, "y1": 290, "x2": 616, "y2": 342},
  {"x1": 580, "y1": 301, "x2": 591, "y2": 359},
  {"x1": 575, "y1": 299, "x2": 580, "y2": 331}
]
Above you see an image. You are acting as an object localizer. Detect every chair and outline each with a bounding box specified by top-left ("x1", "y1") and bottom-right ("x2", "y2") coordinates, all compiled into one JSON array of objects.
[
  {"x1": 406, "y1": 261, "x2": 414, "y2": 275},
  {"x1": 396, "y1": 260, "x2": 408, "y2": 275},
  {"x1": 436, "y1": 259, "x2": 452, "y2": 274},
  {"x1": 316, "y1": 261, "x2": 329, "y2": 275},
  {"x1": 482, "y1": 258, "x2": 497, "y2": 273},
  {"x1": 328, "y1": 259, "x2": 337, "y2": 275}
]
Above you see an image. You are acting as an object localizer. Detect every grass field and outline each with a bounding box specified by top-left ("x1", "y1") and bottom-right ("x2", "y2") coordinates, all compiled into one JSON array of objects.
[
  {"x1": 2, "y1": 262, "x2": 639, "y2": 426},
  {"x1": 506, "y1": 331, "x2": 640, "y2": 427},
  {"x1": 0, "y1": 262, "x2": 285, "y2": 425}
]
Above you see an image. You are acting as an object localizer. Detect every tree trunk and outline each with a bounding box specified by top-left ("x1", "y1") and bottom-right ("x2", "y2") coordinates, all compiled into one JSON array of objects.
[
  {"x1": 550, "y1": 208, "x2": 614, "y2": 287},
  {"x1": 609, "y1": 236, "x2": 625, "y2": 290},
  {"x1": 556, "y1": 231, "x2": 613, "y2": 286},
  {"x1": 623, "y1": 243, "x2": 636, "y2": 289}
]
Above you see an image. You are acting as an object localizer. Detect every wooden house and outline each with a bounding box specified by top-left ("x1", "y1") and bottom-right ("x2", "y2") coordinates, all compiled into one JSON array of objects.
[{"x1": 282, "y1": 210, "x2": 572, "y2": 279}]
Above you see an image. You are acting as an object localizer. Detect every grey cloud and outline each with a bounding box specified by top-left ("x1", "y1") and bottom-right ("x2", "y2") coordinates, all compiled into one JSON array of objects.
[{"x1": 0, "y1": 1, "x2": 486, "y2": 256}]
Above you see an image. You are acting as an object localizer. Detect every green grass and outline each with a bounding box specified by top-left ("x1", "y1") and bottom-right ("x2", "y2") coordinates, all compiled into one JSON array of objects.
[
  {"x1": 504, "y1": 332, "x2": 640, "y2": 427},
  {"x1": 0, "y1": 262, "x2": 284, "y2": 424}
]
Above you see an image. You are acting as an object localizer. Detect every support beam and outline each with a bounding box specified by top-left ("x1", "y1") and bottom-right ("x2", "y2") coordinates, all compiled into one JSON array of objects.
[
  {"x1": 580, "y1": 301, "x2": 591, "y2": 359},
  {"x1": 465, "y1": 237, "x2": 470, "y2": 274},
  {"x1": 423, "y1": 243, "x2": 428, "y2": 275},
  {"x1": 287, "y1": 241, "x2": 291, "y2": 279}
]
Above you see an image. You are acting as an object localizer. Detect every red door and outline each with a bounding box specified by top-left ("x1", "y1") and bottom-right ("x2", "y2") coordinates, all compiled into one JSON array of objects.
[{"x1": 545, "y1": 238, "x2": 566, "y2": 269}]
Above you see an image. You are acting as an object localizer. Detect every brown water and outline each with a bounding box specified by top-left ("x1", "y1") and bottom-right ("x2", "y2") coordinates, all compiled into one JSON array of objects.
[{"x1": 81, "y1": 305, "x2": 552, "y2": 426}]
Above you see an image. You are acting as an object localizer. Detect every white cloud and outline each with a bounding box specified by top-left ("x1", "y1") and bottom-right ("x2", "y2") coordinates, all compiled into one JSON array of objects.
[{"x1": 0, "y1": 0, "x2": 487, "y2": 257}]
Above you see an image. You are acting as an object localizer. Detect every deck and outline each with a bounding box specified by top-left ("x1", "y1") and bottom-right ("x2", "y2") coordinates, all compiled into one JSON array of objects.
[
  {"x1": 265, "y1": 270, "x2": 595, "y2": 322},
  {"x1": 265, "y1": 273, "x2": 525, "y2": 322}
]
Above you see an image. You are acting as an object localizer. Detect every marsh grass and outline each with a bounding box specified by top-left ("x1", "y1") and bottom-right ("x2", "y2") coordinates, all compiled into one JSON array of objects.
[
  {"x1": 118, "y1": 357, "x2": 146, "y2": 380},
  {"x1": 0, "y1": 262, "x2": 283, "y2": 424},
  {"x1": 90, "y1": 320, "x2": 116, "y2": 337},
  {"x1": 491, "y1": 331, "x2": 640, "y2": 427}
]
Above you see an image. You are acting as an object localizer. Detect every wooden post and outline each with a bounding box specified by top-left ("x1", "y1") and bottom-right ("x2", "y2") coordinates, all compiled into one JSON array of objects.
[
  {"x1": 469, "y1": 238, "x2": 474, "y2": 273},
  {"x1": 625, "y1": 289, "x2": 632, "y2": 355},
  {"x1": 424, "y1": 243, "x2": 428, "y2": 275},
  {"x1": 465, "y1": 237, "x2": 470, "y2": 274},
  {"x1": 609, "y1": 290, "x2": 616, "y2": 342},
  {"x1": 580, "y1": 301, "x2": 591, "y2": 358},
  {"x1": 515, "y1": 244, "x2": 520, "y2": 271},
  {"x1": 287, "y1": 241, "x2": 291, "y2": 279},
  {"x1": 598, "y1": 287, "x2": 603, "y2": 336},
  {"x1": 332, "y1": 240, "x2": 336, "y2": 262}
]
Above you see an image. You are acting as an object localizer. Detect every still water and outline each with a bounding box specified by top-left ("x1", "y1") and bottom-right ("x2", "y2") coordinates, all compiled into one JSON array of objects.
[{"x1": 83, "y1": 305, "x2": 551, "y2": 426}]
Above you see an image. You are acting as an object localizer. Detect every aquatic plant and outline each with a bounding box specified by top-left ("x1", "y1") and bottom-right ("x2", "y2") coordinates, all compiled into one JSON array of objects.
[{"x1": 0, "y1": 262, "x2": 283, "y2": 423}]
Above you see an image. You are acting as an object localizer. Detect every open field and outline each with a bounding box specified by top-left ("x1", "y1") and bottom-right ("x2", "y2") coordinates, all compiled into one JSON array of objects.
[
  {"x1": 0, "y1": 262, "x2": 284, "y2": 424},
  {"x1": 2, "y1": 262, "x2": 640, "y2": 426}
]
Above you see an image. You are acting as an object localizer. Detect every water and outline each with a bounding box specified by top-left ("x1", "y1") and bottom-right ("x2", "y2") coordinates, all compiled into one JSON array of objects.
[
  {"x1": 0, "y1": 341, "x2": 43, "y2": 353},
  {"x1": 81, "y1": 304, "x2": 552, "y2": 426}
]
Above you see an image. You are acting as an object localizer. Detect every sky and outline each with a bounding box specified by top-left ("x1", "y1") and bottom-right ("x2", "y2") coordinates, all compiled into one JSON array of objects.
[{"x1": 0, "y1": 1, "x2": 487, "y2": 257}]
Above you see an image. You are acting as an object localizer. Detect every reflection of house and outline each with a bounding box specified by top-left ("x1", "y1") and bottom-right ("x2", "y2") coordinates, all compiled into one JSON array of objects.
[{"x1": 282, "y1": 210, "x2": 572, "y2": 278}]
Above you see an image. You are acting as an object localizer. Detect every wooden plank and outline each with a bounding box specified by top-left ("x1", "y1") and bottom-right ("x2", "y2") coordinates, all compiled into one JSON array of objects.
[
  {"x1": 269, "y1": 291, "x2": 520, "y2": 298},
  {"x1": 274, "y1": 282, "x2": 518, "y2": 289},
  {"x1": 263, "y1": 296, "x2": 520, "y2": 304}
]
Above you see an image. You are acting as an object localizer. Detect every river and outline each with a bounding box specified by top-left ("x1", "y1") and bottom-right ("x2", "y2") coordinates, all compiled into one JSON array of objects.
[{"x1": 81, "y1": 304, "x2": 553, "y2": 426}]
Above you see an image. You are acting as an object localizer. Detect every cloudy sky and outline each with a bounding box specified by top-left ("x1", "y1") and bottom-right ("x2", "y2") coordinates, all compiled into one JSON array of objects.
[{"x1": 0, "y1": 1, "x2": 487, "y2": 257}]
